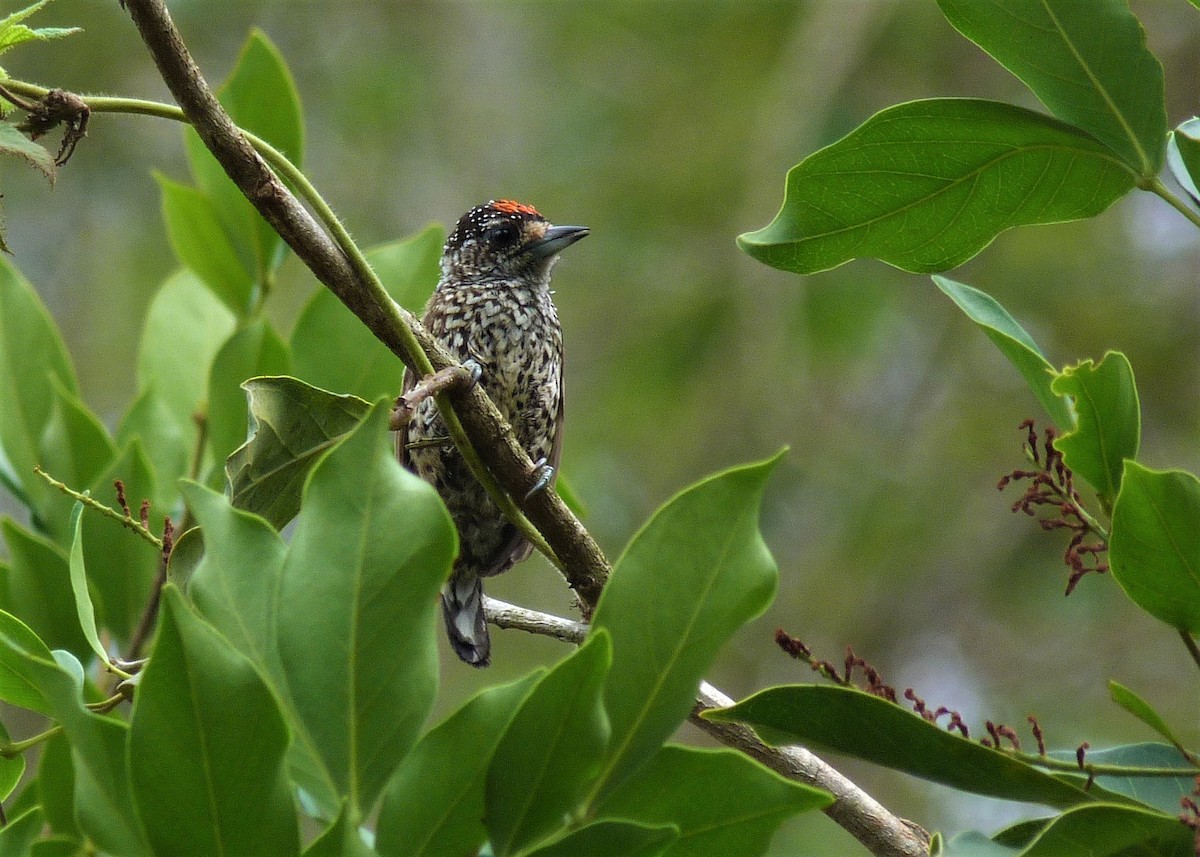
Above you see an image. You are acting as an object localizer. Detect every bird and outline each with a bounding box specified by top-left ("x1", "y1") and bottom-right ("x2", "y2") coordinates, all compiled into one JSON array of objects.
[{"x1": 398, "y1": 200, "x2": 588, "y2": 666}]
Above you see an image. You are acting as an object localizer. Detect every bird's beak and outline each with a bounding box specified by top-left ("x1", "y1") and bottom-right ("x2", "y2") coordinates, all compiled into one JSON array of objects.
[{"x1": 528, "y1": 225, "x2": 589, "y2": 259}]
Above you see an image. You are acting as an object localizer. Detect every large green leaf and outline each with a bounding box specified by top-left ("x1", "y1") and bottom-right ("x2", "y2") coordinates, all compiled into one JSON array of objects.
[
  {"x1": 589, "y1": 455, "x2": 779, "y2": 799},
  {"x1": 37, "y1": 731, "x2": 77, "y2": 838},
  {"x1": 524, "y1": 821, "x2": 678, "y2": 857},
  {"x1": 205, "y1": 320, "x2": 291, "y2": 488},
  {"x1": 136, "y1": 270, "x2": 237, "y2": 446},
  {"x1": 157, "y1": 173, "x2": 256, "y2": 315},
  {"x1": 934, "y1": 277, "x2": 1073, "y2": 430},
  {"x1": 0, "y1": 255, "x2": 77, "y2": 510},
  {"x1": 486, "y1": 634, "x2": 612, "y2": 857},
  {"x1": 290, "y1": 227, "x2": 443, "y2": 402},
  {"x1": 1109, "y1": 462, "x2": 1200, "y2": 633},
  {"x1": 738, "y1": 99, "x2": 1135, "y2": 275},
  {"x1": 225, "y1": 376, "x2": 371, "y2": 528},
  {"x1": 376, "y1": 671, "x2": 542, "y2": 857},
  {"x1": 0, "y1": 609, "x2": 52, "y2": 714},
  {"x1": 597, "y1": 745, "x2": 829, "y2": 857},
  {"x1": 0, "y1": 716, "x2": 23, "y2": 804},
  {"x1": 1108, "y1": 683, "x2": 1192, "y2": 764},
  {"x1": 117, "y1": 386, "x2": 188, "y2": 511},
  {"x1": 185, "y1": 29, "x2": 304, "y2": 282},
  {"x1": 37, "y1": 380, "x2": 118, "y2": 540},
  {"x1": 129, "y1": 587, "x2": 299, "y2": 857},
  {"x1": 706, "y1": 684, "x2": 1105, "y2": 808},
  {"x1": 302, "y1": 803, "x2": 376, "y2": 857},
  {"x1": 0, "y1": 520, "x2": 88, "y2": 658},
  {"x1": 1168, "y1": 118, "x2": 1200, "y2": 204},
  {"x1": 66, "y1": 503, "x2": 114, "y2": 672},
  {"x1": 276, "y1": 401, "x2": 455, "y2": 817},
  {"x1": 1050, "y1": 353, "x2": 1139, "y2": 509},
  {"x1": 1047, "y1": 743, "x2": 1196, "y2": 817},
  {"x1": 936, "y1": 0, "x2": 1166, "y2": 176},
  {"x1": 1017, "y1": 803, "x2": 1188, "y2": 856},
  {"x1": 0, "y1": 807, "x2": 44, "y2": 857}
]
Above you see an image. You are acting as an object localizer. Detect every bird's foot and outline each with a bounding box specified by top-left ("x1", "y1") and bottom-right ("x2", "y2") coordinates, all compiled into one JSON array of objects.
[
  {"x1": 524, "y1": 457, "x2": 555, "y2": 501},
  {"x1": 390, "y1": 361, "x2": 483, "y2": 430}
]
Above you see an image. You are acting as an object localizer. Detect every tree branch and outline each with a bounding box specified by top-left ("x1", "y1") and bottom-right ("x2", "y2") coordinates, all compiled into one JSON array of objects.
[
  {"x1": 484, "y1": 597, "x2": 930, "y2": 857},
  {"x1": 119, "y1": 0, "x2": 609, "y2": 612}
]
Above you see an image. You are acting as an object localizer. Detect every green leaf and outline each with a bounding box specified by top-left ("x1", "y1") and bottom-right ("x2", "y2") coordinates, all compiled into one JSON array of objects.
[
  {"x1": 934, "y1": 277, "x2": 1073, "y2": 430},
  {"x1": 936, "y1": 0, "x2": 1166, "y2": 176},
  {"x1": 1050, "y1": 353, "x2": 1139, "y2": 508},
  {"x1": 185, "y1": 29, "x2": 304, "y2": 281},
  {"x1": 290, "y1": 227, "x2": 443, "y2": 401},
  {"x1": 157, "y1": 173, "x2": 256, "y2": 315},
  {"x1": 1017, "y1": 802, "x2": 1188, "y2": 856},
  {"x1": 225, "y1": 376, "x2": 371, "y2": 528},
  {"x1": 302, "y1": 803, "x2": 376, "y2": 857},
  {"x1": 0, "y1": 806, "x2": 44, "y2": 857},
  {"x1": 376, "y1": 671, "x2": 542, "y2": 857},
  {"x1": 597, "y1": 745, "x2": 830, "y2": 857},
  {"x1": 79, "y1": 441, "x2": 159, "y2": 644},
  {"x1": 205, "y1": 320, "x2": 291, "y2": 487},
  {"x1": 0, "y1": 0, "x2": 79, "y2": 58},
  {"x1": 0, "y1": 520, "x2": 88, "y2": 658},
  {"x1": 1052, "y1": 743, "x2": 1197, "y2": 817},
  {"x1": 738, "y1": 99, "x2": 1135, "y2": 275},
  {"x1": 37, "y1": 731, "x2": 77, "y2": 837},
  {"x1": 0, "y1": 720, "x2": 24, "y2": 802},
  {"x1": 0, "y1": 255, "x2": 78, "y2": 509},
  {"x1": 129, "y1": 587, "x2": 299, "y2": 857},
  {"x1": 117, "y1": 386, "x2": 187, "y2": 511},
  {"x1": 37, "y1": 379, "x2": 118, "y2": 540},
  {"x1": 1108, "y1": 682, "x2": 1193, "y2": 763},
  {"x1": 66, "y1": 503, "x2": 113, "y2": 672},
  {"x1": 486, "y1": 633, "x2": 612, "y2": 857},
  {"x1": 0, "y1": 120, "x2": 55, "y2": 183},
  {"x1": 276, "y1": 401, "x2": 455, "y2": 817},
  {"x1": 589, "y1": 455, "x2": 780, "y2": 799},
  {"x1": 1109, "y1": 462, "x2": 1200, "y2": 633},
  {"x1": 525, "y1": 821, "x2": 678, "y2": 857},
  {"x1": 705, "y1": 684, "x2": 1103, "y2": 808},
  {"x1": 0, "y1": 609, "x2": 52, "y2": 714},
  {"x1": 136, "y1": 270, "x2": 237, "y2": 445},
  {"x1": 1167, "y1": 118, "x2": 1200, "y2": 204}
]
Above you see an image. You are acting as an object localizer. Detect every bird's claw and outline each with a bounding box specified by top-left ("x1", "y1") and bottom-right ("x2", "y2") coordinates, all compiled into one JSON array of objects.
[
  {"x1": 461, "y1": 359, "x2": 483, "y2": 389},
  {"x1": 523, "y1": 457, "x2": 555, "y2": 501}
]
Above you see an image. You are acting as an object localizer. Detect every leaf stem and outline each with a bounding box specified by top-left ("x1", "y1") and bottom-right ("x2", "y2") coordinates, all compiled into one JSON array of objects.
[
  {"x1": 1179, "y1": 629, "x2": 1200, "y2": 674},
  {"x1": 0, "y1": 723, "x2": 63, "y2": 758},
  {"x1": 1142, "y1": 176, "x2": 1200, "y2": 230},
  {"x1": 33, "y1": 466, "x2": 163, "y2": 549},
  {"x1": 1016, "y1": 749, "x2": 1198, "y2": 778}
]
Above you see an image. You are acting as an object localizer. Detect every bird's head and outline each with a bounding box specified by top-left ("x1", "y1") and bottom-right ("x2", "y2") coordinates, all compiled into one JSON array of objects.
[{"x1": 441, "y1": 200, "x2": 589, "y2": 284}]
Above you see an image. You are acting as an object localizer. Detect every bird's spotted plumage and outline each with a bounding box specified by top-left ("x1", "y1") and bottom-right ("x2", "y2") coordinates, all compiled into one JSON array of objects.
[{"x1": 399, "y1": 200, "x2": 587, "y2": 666}]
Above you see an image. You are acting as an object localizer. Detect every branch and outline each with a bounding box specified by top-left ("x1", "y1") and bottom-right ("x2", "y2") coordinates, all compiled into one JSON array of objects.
[
  {"x1": 119, "y1": 0, "x2": 609, "y2": 612},
  {"x1": 484, "y1": 597, "x2": 931, "y2": 857}
]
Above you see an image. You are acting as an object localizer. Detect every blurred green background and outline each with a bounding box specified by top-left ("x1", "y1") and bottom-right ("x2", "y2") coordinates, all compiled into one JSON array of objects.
[{"x1": 3, "y1": 0, "x2": 1199, "y2": 850}]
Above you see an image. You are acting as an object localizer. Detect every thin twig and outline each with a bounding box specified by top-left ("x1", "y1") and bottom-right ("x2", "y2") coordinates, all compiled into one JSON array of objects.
[
  {"x1": 483, "y1": 597, "x2": 931, "y2": 857},
  {"x1": 33, "y1": 466, "x2": 162, "y2": 549},
  {"x1": 1180, "y1": 630, "x2": 1200, "y2": 674}
]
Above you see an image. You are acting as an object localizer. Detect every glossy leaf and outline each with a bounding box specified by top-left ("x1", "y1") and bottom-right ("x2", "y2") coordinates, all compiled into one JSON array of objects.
[
  {"x1": 276, "y1": 402, "x2": 455, "y2": 816},
  {"x1": 129, "y1": 587, "x2": 299, "y2": 857},
  {"x1": 738, "y1": 99, "x2": 1135, "y2": 275},
  {"x1": 185, "y1": 29, "x2": 303, "y2": 281},
  {"x1": 934, "y1": 277, "x2": 1073, "y2": 430},
  {"x1": 0, "y1": 256, "x2": 78, "y2": 509},
  {"x1": 66, "y1": 503, "x2": 112, "y2": 671},
  {"x1": 302, "y1": 803, "x2": 376, "y2": 857},
  {"x1": 1051, "y1": 353, "x2": 1139, "y2": 509},
  {"x1": 525, "y1": 821, "x2": 678, "y2": 857},
  {"x1": 1167, "y1": 119, "x2": 1200, "y2": 204},
  {"x1": 486, "y1": 633, "x2": 612, "y2": 857},
  {"x1": 136, "y1": 270, "x2": 236, "y2": 445},
  {"x1": 1109, "y1": 462, "x2": 1200, "y2": 633},
  {"x1": 79, "y1": 441, "x2": 159, "y2": 644},
  {"x1": 936, "y1": 0, "x2": 1166, "y2": 176},
  {"x1": 1018, "y1": 803, "x2": 1188, "y2": 856},
  {"x1": 0, "y1": 520, "x2": 88, "y2": 658},
  {"x1": 1108, "y1": 683, "x2": 1192, "y2": 762},
  {"x1": 597, "y1": 745, "x2": 830, "y2": 857},
  {"x1": 226, "y1": 376, "x2": 371, "y2": 528},
  {"x1": 589, "y1": 455, "x2": 779, "y2": 798},
  {"x1": 37, "y1": 731, "x2": 77, "y2": 837},
  {"x1": 1049, "y1": 743, "x2": 1196, "y2": 817},
  {"x1": 376, "y1": 671, "x2": 542, "y2": 857},
  {"x1": 290, "y1": 227, "x2": 443, "y2": 402},
  {"x1": 157, "y1": 173, "x2": 256, "y2": 315},
  {"x1": 206, "y1": 320, "x2": 291, "y2": 488},
  {"x1": 0, "y1": 807, "x2": 44, "y2": 857},
  {"x1": 0, "y1": 609, "x2": 52, "y2": 714},
  {"x1": 706, "y1": 684, "x2": 1102, "y2": 807}
]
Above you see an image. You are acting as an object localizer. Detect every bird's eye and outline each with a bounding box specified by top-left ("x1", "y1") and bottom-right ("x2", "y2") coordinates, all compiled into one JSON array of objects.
[{"x1": 483, "y1": 223, "x2": 518, "y2": 247}]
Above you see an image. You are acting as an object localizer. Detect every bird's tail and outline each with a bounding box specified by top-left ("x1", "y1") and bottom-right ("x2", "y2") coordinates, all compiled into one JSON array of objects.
[{"x1": 441, "y1": 569, "x2": 490, "y2": 667}]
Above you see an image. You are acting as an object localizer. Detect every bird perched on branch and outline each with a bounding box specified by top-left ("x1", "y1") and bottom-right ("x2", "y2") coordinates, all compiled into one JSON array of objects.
[{"x1": 399, "y1": 200, "x2": 588, "y2": 666}]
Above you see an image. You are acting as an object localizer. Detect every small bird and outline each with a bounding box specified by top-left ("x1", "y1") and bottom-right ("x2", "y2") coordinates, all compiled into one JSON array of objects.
[{"x1": 399, "y1": 200, "x2": 588, "y2": 666}]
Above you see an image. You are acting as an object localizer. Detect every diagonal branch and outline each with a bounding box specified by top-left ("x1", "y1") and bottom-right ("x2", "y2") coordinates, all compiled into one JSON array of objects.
[
  {"x1": 120, "y1": 0, "x2": 608, "y2": 612},
  {"x1": 484, "y1": 597, "x2": 930, "y2": 857}
]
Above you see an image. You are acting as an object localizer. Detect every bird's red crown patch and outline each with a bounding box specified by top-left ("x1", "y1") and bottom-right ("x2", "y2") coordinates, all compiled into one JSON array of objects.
[{"x1": 490, "y1": 199, "x2": 540, "y2": 216}]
